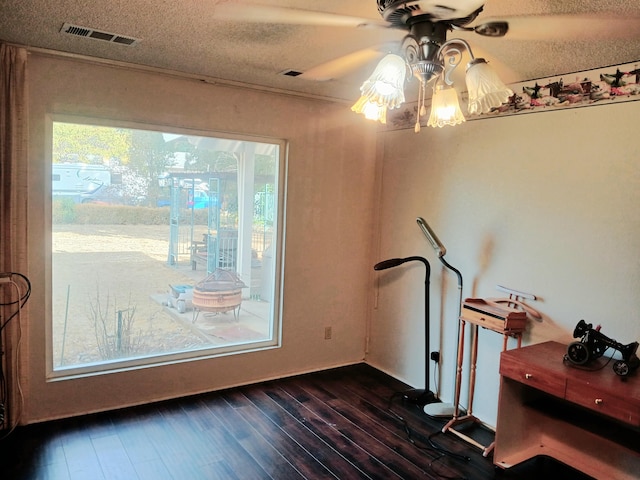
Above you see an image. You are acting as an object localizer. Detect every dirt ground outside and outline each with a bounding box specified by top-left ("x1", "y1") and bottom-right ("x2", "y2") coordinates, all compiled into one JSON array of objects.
[{"x1": 52, "y1": 224, "x2": 271, "y2": 370}]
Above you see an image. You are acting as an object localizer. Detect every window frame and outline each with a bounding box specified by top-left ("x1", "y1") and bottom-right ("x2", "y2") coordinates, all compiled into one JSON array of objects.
[{"x1": 45, "y1": 114, "x2": 287, "y2": 380}]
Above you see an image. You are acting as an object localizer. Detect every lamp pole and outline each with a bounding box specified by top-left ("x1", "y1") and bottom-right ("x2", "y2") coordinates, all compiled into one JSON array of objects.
[
  {"x1": 417, "y1": 217, "x2": 464, "y2": 417},
  {"x1": 374, "y1": 256, "x2": 436, "y2": 407}
]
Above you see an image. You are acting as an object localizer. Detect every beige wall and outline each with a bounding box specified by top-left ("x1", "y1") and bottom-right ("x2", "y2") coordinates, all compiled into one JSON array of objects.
[
  {"x1": 20, "y1": 50, "x2": 640, "y2": 427},
  {"x1": 368, "y1": 101, "x2": 640, "y2": 426},
  {"x1": 23, "y1": 52, "x2": 378, "y2": 422}
]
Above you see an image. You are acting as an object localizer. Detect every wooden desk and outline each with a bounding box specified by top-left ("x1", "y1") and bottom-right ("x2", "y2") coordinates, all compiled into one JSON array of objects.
[{"x1": 494, "y1": 341, "x2": 640, "y2": 479}]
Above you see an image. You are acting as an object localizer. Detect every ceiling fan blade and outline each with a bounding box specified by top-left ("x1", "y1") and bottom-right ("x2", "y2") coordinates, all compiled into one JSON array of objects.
[
  {"x1": 300, "y1": 48, "x2": 388, "y2": 81},
  {"x1": 471, "y1": 21, "x2": 509, "y2": 38},
  {"x1": 483, "y1": 13, "x2": 640, "y2": 41},
  {"x1": 213, "y1": 3, "x2": 389, "y2": 29}
]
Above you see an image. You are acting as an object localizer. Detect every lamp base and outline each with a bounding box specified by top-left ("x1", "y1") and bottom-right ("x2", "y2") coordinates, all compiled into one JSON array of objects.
[
  {"x1": 401, "y1": 388, "x2": 437, "y2": 407},
  {"x1": 423, "y1": 402, "x2": 456, "y2": 418}
]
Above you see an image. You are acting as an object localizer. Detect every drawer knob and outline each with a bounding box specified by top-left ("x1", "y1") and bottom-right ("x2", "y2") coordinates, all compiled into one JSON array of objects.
[
  {"x1": 595, "y1": 398, "x2": 603, "y2": 405},
  {"x1": 525, "y1": 373, "x2": 533, "y2": 379}
]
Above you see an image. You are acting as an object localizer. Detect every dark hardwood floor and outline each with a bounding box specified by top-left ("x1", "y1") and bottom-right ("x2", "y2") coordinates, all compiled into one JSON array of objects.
[{"x1": 1, "y1": 363, "x2": 594, "y2": 479}]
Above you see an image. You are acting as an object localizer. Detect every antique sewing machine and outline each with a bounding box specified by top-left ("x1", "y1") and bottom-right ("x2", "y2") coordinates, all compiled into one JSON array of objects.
[{"x1": 566, "y1": 320, "x2": 640, "y2": 377}]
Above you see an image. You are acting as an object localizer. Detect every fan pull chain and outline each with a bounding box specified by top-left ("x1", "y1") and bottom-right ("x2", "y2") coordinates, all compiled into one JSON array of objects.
[
  {"x1": 414, "y1": 80, "x2": 424, "y2": 133},
  {"x1": 419, "y1": 80, "x2": 428, "y2": 117}
]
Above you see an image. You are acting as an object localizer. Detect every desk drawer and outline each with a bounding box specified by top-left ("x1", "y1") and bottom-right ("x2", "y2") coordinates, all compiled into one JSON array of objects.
[
  {"x1": 500, "y1": 360, "x2": 566, "y2": 397},
  {"x1": 461, "y1": 308, "x2": 527, "y2": 334},
  {"x1": 566, "y1": 380, "x2": 639, "y2": 426}
]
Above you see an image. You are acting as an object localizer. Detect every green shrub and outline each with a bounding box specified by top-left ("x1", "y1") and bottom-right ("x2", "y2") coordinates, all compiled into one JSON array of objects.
[
  {"x1": 72, "y1": 204, "x2": 169, "y2": 225},
  {"x1": 52, "y1": 198, "x2": 77, "y2": 223},
  {"x1": 51, "y1": 199, "x2": 216, "y2": 225}
]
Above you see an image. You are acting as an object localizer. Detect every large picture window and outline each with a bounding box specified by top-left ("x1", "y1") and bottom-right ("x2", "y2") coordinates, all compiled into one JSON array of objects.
[{"x1": 49, "y1": 118, "x2": 284, "y2": 376}]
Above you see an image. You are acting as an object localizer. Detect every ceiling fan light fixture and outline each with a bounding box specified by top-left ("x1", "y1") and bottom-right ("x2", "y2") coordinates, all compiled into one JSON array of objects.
[
  {"x1": 352, "y1": 53, "x2": 406, "y2": 123},
  {"x1": 427, "y1": 83, "x2": 466, "y2": 128},
  {"x1": 351, "y1": 4, "x2": 513, "y2": 129},
  {"x1": 410, "y1": 60, "x2": 445, "y2": 85},
  {"x1": 351, "y1": 96, "x2": 388, "y2": 124},
  {"x1": 465, "y1": 58, "x2": 513, "y2": 115}
]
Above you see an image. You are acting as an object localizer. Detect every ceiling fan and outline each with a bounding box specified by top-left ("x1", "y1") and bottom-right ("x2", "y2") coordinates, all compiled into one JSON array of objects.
[
  {"x1": 213, "y1": 1, "x2": 640, "y2": 82},
  {"x1": 214, "y1": 1, "x2": 640, "y2": 127}
]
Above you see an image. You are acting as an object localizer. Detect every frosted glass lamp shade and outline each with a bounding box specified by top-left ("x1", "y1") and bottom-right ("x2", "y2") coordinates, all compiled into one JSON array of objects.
[
  {"x1": 354, "y1": 54, "x2": 406, "y2": 112},
  {"x1": 427, "y1": 84, "x2": 466, "y2": 128},
  {"x1": 351, "y1": 96, "x2": 388, "y2": 124},
  {"x1": 465, "y1": 58, "x2": 513, "y2": 115}
]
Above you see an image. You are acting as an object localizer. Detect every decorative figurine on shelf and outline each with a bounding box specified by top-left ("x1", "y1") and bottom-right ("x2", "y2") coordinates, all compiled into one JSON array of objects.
[{"x1": 566, "y1": 320, "x2": 640, "y2": 377}]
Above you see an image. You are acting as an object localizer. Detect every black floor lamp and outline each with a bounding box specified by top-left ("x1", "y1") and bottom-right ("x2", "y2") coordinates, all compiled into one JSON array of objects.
[
  {"x1": 374, "y1": 256, "x2": 437, "y2": 407},
  {"x1": 417, "y1": 217, "x2": 464, "y2": 418}
]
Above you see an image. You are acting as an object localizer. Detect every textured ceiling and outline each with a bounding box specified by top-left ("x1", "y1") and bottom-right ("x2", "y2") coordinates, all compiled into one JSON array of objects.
[{"x1": 1, "y1": 0, "x2": 640, "y2": 103}]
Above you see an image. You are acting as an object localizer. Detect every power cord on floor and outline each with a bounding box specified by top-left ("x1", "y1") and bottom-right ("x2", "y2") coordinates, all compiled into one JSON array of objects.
[
  {"x1": 0, "y1": 272, "x2": 31, "y2": 439},
  {"x1": 386, "y1": 391, "x2": 470, "y2": 480},
  {"x1": 0, "y1": 272, "x2": 31, "y2": 332}
]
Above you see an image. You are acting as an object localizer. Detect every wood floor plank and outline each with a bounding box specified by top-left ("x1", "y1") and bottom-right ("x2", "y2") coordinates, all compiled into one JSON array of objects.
[
  {"x1": 91, "y1": 433, "x2": 139, "y2": 480},
  {"x1": 130, "y1": 458, "x2": 173, "y2": 480},
  {"x1": 180, "y1": 400, "x2": 272, "y2": 479},
  {"x1": 200, "y1": 395, "x2": 304, "y2": 480},
  {"x1": 0, "y1": 363, "x2": 597, "y2": 480},
  {"x1": 263, "y1": 383, "x2": 397, "y2": 479},
  {"x1": 312, "y1": 366, "x2": 497, "y2": 475},
  {"x1": 113, "y1": 413, "x2": 163, "y2": 465},
  {"x1": 156, "y1": 402, "x2": 227, "y2": 467},
  {"x1": 134, "y1": 404, "x2": 209, "y2": 479},
  {"x1": 283, "y1": 379, "x2": 434, "y2": 479},
  {"x1": 281, "y1": 378, "x2": 425, "y2": 453},
  {"x1": 248, "y1": 384, "x2": 375, "y2": 479},
  {"x1": 151, "y1": 405, "x2": 244, "y2": 480},
  {"x1": 311, "y1": 370, "x2": 449, "y2": 442},
  {"x1": 60, "y1": 427, "x2": 106, "y2": 480},
  {"x1": 223, "y1": 388, "x2": 337, "y2": 479},
  {"x1": 85, "y1": 412, "x2": 117, "y2": 440}
]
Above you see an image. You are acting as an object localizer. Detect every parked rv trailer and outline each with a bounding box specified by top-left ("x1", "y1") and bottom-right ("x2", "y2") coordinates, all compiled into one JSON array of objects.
[{"x1": 52, "y1": 163, "x2": 111, "y2": 202}]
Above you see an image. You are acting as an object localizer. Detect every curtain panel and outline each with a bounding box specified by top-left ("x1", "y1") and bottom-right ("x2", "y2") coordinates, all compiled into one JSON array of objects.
[{"x1": 0, "y1": 43, "x2": 29, "y2": 431}]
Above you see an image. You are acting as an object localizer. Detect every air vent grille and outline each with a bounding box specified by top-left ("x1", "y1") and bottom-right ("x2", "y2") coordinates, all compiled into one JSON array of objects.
[
  {"x1": 281, "y1": 69, "x2": 303, "y2": 77},
  {"x1": 60, "y1": 23, "x2": 141, "y2": 46}
]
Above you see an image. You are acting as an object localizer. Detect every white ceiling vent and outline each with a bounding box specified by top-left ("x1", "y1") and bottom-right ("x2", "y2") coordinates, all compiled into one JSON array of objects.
[{"x1": 60, "y1": 22, "x2": 141, "y2": 46}]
